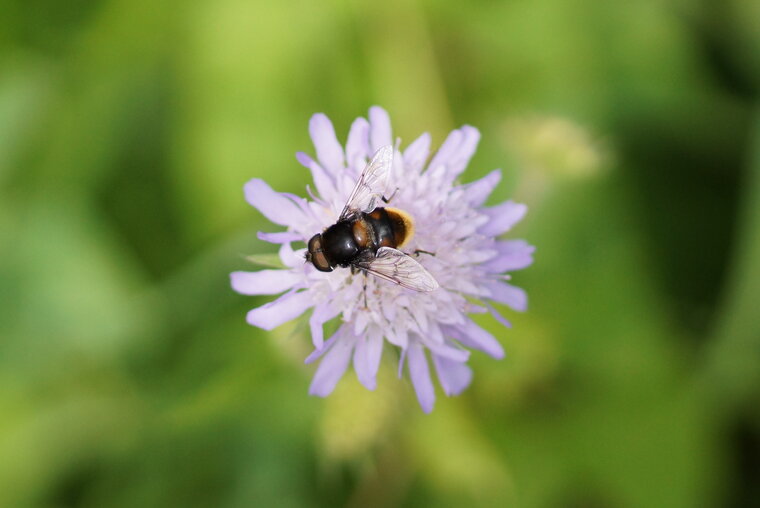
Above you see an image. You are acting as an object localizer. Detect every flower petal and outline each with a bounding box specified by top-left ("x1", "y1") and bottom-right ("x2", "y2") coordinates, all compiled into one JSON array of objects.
[
  {"x1": 410, "y1": 302, "x2": 429, "y2": 333},
  {"x1": 483, "y1": 240, "x2": 535, "y2": 273},
  {"x1": 461, "y1": 169, "x2": 501, "y2": 206},
  {"x1": 387, "y1": 324, "x2": 408, "y2": 349},
  {"x1": 407, "y1": 341, "x2": 435, "y2": 413},
  {"x1": 485, "y1": 281, "x2": 528, "y2": 311},
  {"x1": 279, "y1": 242, "x2": 306, "y2": 268},
  {"x1": 295, "y1": 151, "x2": 313, "y2": 169},
  {"x1": 295, "y1": 151, "x2": 337, "y2": 203},
  {"x1": 257, "y1": 231, "x2": 302, "y2": 244},
  {"x1": 447, "y1": 126, "x2": 480, "y2": 180},
  {"x1": 309, "y1": 331, "x2": 354, "y2": 397},
  {"x1": 306, "y1": 159, "x2": 337, "y2": 203},
  {"x1": 309, "y1": 113, "x2": 345, "y2": 174},
  {"x1": 230, "y1": 270, "x2": 301, "y2": 295},
  {"x1": 485, "y1": 302, "x2": 512, "y2": 329},
  {"x1": 452, "y1": 213, "x2": 489, "y2": 239},
  {"x1": 427, "y1": 128, "x2": 462, "y2": 173},
  {"x1": 305, "y1": 332, "x2": 338, "y2": 364},
  {"x1": 244, "y1": 179, "x2": 306, "y2": 226},
  {"x1": 425, "y1": 339, "x2": 470, "y2": 362},
  {"x1": 353, "y1": 327, "x2": 384, "y2": 390},
  {"x1": 479, "y1": 201, "x2": 528, "y2": 237},
  {"x1": 403, "y1": 132, "x2": 431, "y2": 174},
  {"x1": 428, "y1": 126, "x2": 480, "y2": 182},
  {"x1": 432, "y1": 355, "x2": 473, "y2": 396},
  {"x1": 346, "y1": 117, "x2": 370, "y2": 171},
  {"x1": 445, "y1": 319, "x2": 504, "y2": 359},
  {"x1": 309, "y1": 300, "x2": 342, "y2": 349},
  {"x1": 369, "y1": 106, "x2": 392, "y2": 152},
  {"x1": 246, "y1": 290, "x2": 313, "y2": 330}
]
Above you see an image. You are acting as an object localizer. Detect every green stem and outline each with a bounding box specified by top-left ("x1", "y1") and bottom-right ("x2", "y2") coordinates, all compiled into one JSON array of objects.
[{"x1": 699, "y1": 107, "x2": 760, "y2": 414}]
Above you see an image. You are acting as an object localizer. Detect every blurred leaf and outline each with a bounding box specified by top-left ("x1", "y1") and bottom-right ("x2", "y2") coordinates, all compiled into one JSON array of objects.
[
  {"x1": 0, "y1": 0, "x2": 756, "y2": 506},
  {"x1": 700, "y1": 109, "x2": 760, "y2": 412},
  {"x1": 244, "y1": 253, "x2": 286, "y2": 269}
]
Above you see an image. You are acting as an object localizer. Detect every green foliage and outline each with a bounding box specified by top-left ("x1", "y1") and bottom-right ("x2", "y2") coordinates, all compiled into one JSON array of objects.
[{"x1": 1, "y1": 0, "x2": 758, "y2": 506}]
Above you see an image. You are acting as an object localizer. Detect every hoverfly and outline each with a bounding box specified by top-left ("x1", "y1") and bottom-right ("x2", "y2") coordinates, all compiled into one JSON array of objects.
[{"x1": 305, "y1": 146, "x2": 439, "y2": 292}]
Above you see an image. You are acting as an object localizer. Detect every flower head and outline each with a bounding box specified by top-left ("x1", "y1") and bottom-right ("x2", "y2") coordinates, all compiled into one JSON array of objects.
[{"x1": 231, "y1": 107, "x2": 534, "y2": 412}]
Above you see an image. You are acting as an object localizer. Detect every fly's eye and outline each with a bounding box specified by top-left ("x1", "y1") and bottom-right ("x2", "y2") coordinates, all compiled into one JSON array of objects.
[
  {"x1": 307, "y1": 234, "x2": 322, "y2": 253},
  {"x1": 311, "y1": 250, "x2": 332, "y2": 272},
  {"x1": 307, "y1": 234, "x2": 332, "y2": 272}
]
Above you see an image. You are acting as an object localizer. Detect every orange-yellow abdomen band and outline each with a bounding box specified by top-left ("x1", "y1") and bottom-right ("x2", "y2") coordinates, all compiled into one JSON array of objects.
[{"x1": 385, "y1": 207, "x2": 415, "y2": 248}]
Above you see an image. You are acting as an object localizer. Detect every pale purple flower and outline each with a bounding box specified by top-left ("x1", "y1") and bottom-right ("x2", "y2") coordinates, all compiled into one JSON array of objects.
[{"x1": 231, "y1": 106, "x2": 534, "y2": 412}]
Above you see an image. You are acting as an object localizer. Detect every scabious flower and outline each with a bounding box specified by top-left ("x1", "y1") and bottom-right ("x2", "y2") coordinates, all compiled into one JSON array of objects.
[{"x1": 231, "y1": 106, "x2": 534, "y2": 412}]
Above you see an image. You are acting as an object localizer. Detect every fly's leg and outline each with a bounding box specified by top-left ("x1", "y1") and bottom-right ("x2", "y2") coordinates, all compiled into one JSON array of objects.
[
  {"x1": 414, "y1": 249, "x2": 435, "y2": 257},
  {"x1": 349, "y1": 265, "x2": 369, "y2": 308},
  {"x1": 362, "y1": 273, "x2": 368, "y2": 309},
  {"x1": 382, "y1": 188, "x2": 399, "y2": 204}
]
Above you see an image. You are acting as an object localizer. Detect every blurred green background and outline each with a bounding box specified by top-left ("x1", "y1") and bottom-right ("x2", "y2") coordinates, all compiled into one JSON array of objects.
[{"x1": 2, "y1": 0, "x2": 759, "y2": 506}]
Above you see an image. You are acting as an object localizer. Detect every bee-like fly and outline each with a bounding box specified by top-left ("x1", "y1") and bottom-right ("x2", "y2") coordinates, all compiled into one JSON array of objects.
[{"x1": 305, "y1": 146, "x2": 438, "y2": 292}]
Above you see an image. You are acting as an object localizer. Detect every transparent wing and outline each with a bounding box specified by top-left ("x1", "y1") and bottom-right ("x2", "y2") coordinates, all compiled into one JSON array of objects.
[
  {"x1": 355, "y1": 247, "x2": 439, "y2": 292},
  {"x1": 339, "y1": 145, "x2": 393, "y2": 221}
]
